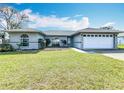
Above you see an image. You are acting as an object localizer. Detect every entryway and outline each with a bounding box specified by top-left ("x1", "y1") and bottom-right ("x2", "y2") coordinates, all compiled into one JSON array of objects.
[{"x1": 51, "y1": 38, "x2": 67, "y2": 47}]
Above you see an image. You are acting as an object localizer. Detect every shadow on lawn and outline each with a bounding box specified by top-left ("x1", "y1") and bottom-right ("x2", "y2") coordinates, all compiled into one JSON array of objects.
[
  {"x1": 0, "y1": 50, "x2": 41, "y2": 55},
  {"x1": 0, "y1": 48, "x2": 69, "y2": 55}
]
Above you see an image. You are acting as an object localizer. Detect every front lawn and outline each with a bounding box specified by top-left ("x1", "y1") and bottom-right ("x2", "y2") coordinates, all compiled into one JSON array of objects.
[
  {"x1": 0, "y1": 49, "x2": 124, "y2": 89},
  {"x1": 118, "y1": 44, "x2": 124, "y2": 49}
]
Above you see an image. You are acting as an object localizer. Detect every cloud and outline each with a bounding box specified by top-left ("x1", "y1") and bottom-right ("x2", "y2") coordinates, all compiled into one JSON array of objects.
[
  {"x1": 22, "y1": 9, "x2": 32, "y2": 15},
  {"x1": 102, "y1": 22, "x2": 115, "y2": 27},
  {"x1": 22, "y1": 9, "x2": 89, "y2": 30}
]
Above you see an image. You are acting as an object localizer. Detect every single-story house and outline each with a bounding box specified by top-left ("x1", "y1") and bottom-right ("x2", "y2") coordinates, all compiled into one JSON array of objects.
[
  {"x1": 4, "y1": 28, "x2": 123, "y2": 50},
  {"x1": 118, "y1": 33, "x2": 124, "y2": 44}
]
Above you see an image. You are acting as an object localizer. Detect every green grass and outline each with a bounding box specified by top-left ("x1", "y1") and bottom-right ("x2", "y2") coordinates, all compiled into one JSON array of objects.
[
  {"x1": 118, "y1": 44, "x2": 124, "y2": 49},
  {"x1": 0, "y1": 49, "x2": 124, "y2": 89}
]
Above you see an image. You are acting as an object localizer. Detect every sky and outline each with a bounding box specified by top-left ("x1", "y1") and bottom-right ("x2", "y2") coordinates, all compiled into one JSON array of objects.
[{"x1": 2, "y1": 3, "x2": 124, "y2": 30}]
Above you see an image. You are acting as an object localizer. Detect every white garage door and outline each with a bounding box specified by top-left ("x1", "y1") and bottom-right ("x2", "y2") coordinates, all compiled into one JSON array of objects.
[{"x1": 83, "y1": 34, "x2": 114, "y2": 49}]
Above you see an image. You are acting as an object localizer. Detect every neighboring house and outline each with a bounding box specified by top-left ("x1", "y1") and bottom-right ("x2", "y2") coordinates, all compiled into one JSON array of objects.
[
  {"x1": 118, "y1": 33, "x2": 124, "y2": 44},
  {"x1": 4, "y1": 28, "x2": 123, "y2": 50}
]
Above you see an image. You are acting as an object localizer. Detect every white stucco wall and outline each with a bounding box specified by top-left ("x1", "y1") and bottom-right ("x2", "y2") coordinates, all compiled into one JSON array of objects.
[
  {"x1": 8, "y1": 32, "x2": 44, "y2": 49},
  {"x1": 73, "y1": 34, "x2": 82, "y2": 49},
  {"x1": 0, "y1": 39, "x2": 2, "y2": 44},
  {"x1": 73, "y1": 33, "x2": 116, "y2": 49}
]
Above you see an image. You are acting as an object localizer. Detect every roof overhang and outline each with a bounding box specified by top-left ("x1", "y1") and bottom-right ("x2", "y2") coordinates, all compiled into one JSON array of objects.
[
  {"x1": 71, "y1": 29, "x2": 124, "y2": 36},
  {"x1": 4, "y1": 30, "x2": 46, "y2": 36},
  {"x1": 3, "y1": 28, "x2": 124, "y2": 37}
]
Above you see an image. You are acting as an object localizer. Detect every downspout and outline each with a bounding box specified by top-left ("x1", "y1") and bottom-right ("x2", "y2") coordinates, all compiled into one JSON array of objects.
[
  {"x1": 71, "y1": 36, "x2": 73, "y2": 47},
  {"x1": 113, "y1": 34, "x2": 118, "y2": 49},
  {"x1": 81, "y1": 33, "x2": 83, "y2": 49}
]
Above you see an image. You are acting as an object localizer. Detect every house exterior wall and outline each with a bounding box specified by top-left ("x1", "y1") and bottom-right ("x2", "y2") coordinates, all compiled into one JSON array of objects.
[
  {"x1": 73, "y1": 34, "x2": 82, "y2": 49},
  {"x1": 73, "y1": 33, "x2": 117, "y2": 49},
  {"x1": 6, "y1": 30, "x2": 120, "y2": 50},
  {"x1": 0, "y1": 38, "x2": 2, "y2": 44},
  {"x1": 8, "y1": 32, "x2": 44, "y2": 49},
  {"x1": 118, "y1": 36, "x2": 124, "y2": 44}
]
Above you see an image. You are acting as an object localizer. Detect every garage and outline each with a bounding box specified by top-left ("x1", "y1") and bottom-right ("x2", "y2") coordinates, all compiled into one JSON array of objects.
[{"x1": 83, "y1": 34, "x2": 114, "y2": 49}]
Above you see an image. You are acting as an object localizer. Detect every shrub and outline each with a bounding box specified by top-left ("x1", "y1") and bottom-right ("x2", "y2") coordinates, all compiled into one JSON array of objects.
[
  {"x1": 61, "y1": 40, "x2": 67, "y2": 45},
  {"x1": 118, "y1": 44, "x2": 124, "y2": 49},
  {"x1": 0, "y1": 44, "x2": 15, "y2": 52},
  {"x1": 45, "y1": 39, "x2": 51, "y2": 47},
  {"x1": 38, "y1": 39, "x2": 46, "y2": 49}
]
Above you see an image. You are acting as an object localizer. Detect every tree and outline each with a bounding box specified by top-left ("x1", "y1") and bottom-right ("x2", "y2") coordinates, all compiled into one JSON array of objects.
[
  {"x1": 45, "y1": 39, "x2": 51, "y2": 47},
  {"x1": 0, "y1": 7, "x2": 29, "y2": 44},
  {"x1": 0, "y1": 7, "x2": 28, "y2": 30},
  {"x1": 38, "y1": 39, "x2": 46, "y2": 49}
]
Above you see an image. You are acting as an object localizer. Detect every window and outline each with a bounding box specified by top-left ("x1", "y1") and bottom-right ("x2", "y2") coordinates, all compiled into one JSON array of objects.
[
  {"x1": 83, "y1": 35, "x2": 86, "y2": 37},
  {"x1": 99, "y1": 35, "x2": 101, "y2": 37},
  {"x1": 95, "y1": 35, "x2": 98, "y2": 37},
  {"x1": 103, "y1": 35, "x2": 105, "y2": 37},
  {"x1": 110, "y1": 35, "x2": 113, "y2": 37},
  {"x1": 20, "y1": 34, "x2": 29, "y2": 46},
  {"x1": 106, "y1": 35, "x2": 109, "y2": 37},
  {"x1": 87, "y1": 35, "x2": 90, "y2": 37},
  {"x1": 91, "y1": 35, "x2": 94, "y2": 37}
]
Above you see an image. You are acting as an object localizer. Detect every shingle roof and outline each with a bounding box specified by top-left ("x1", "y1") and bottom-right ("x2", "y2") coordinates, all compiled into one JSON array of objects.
[
  {"x1": 4, "y1": 28, "x2": 45, "y2": 35},
  {"x1": 4, "y1": 28, "x2": 124, "y2": 36},
  {"x1": 5, "y1": 28, "x2": 39, "y2": 32},
  {"x1": 42, "y1": 30, "x2": 77, "y2": 36},
  {"x1": 4, "y1": 28, "x2": 76, "y2": 36},
  {"x1": 78, "y1": 28, "x2": 123, "y2": 33}
]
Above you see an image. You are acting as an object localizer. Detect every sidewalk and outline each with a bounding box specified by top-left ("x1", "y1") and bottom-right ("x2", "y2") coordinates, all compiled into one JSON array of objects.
[{"x1": 71, "y1": 48, "x2": 87, "y2": 53}]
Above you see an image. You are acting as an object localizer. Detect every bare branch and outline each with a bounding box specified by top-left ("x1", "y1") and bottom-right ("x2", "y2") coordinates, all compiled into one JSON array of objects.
[
  {"x1": 0, "y1": 7, "x2": 29, "y2": 44},
  {"x1": 0, "y1": 7, "x2": 29, "y2": 30}
]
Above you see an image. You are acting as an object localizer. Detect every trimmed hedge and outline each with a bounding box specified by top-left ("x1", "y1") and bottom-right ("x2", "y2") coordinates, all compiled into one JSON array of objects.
[{"x1": 0, "y1": 44, "x2": 15, "y2": 52}]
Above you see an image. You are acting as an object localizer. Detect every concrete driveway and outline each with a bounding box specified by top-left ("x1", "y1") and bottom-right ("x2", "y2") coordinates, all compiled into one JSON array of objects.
[
  {"x1": 91, "y1": 49, "x2": 124, "y2": 61},
  {"x1": 73, "y1": 48, "x2": 124, "y2": 61}
]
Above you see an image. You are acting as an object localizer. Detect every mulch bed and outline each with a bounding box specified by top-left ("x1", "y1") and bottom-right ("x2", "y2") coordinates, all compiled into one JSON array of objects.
[{"x1": 43, "y1": 48, "x2": 69, "y2": 51}]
